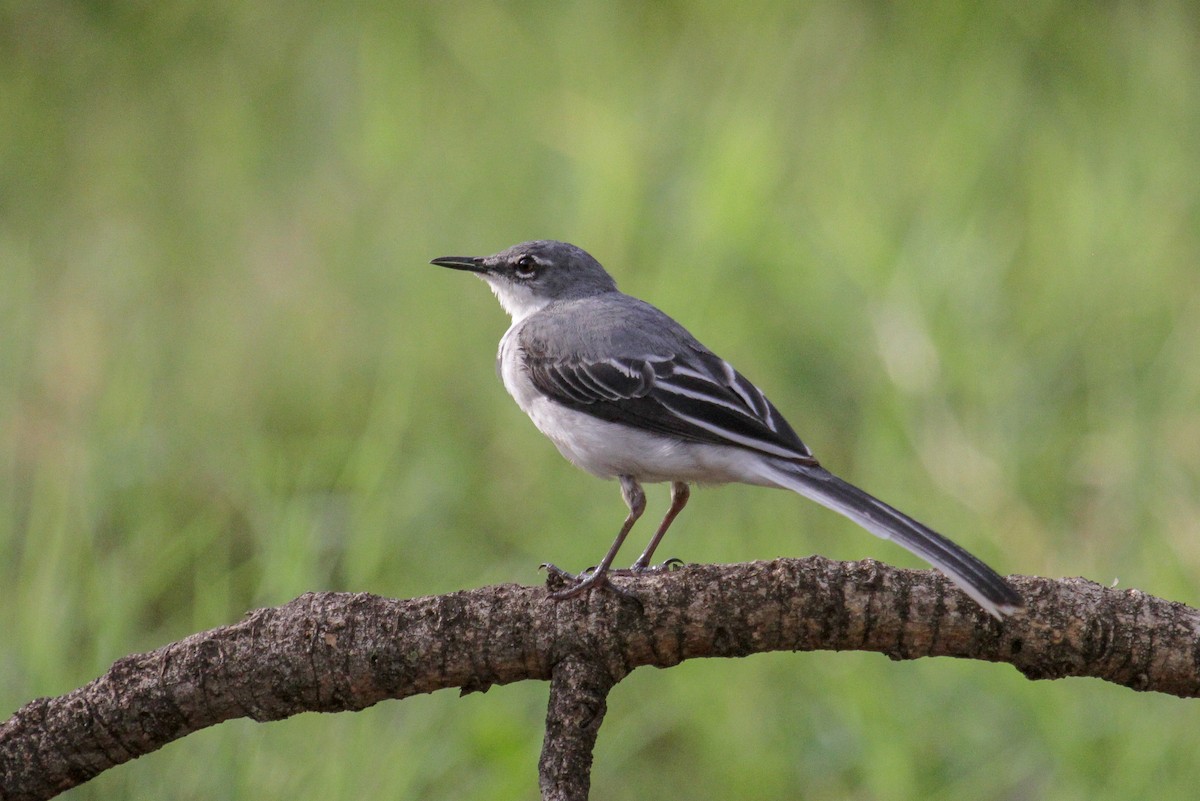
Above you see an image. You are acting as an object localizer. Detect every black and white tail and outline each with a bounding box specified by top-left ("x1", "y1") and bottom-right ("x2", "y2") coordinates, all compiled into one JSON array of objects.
[{"x1": 766, "y1": 462, "x2": 1022, "y2": 619}]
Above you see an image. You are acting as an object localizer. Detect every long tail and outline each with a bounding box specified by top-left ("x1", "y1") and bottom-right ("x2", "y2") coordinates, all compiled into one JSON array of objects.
[{"x1": 765, "y1": 461, "x2": 1022, "y2": 619}]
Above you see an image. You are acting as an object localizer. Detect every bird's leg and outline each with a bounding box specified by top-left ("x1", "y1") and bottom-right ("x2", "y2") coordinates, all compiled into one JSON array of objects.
[
  {"x1": 628, "y1": 481, "x2": 690, "y2": 572},
  {"x1": 547, "y1": 475, "x2": 646, "y2": 600}
]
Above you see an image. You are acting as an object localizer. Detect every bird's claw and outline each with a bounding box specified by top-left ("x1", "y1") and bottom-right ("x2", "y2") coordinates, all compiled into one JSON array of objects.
[
  {"x1": 540, "y1": 563, "x2": 577, "y2": 591},
  {"x1": 621, "y1": 557, "x2": 686, "y2": 575},
  {"x1": 541, "y1": 564, "x2": 642, "y2": 607}
]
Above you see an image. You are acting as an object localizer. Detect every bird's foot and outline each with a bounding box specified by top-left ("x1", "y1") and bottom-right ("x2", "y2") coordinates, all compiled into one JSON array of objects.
[
  {"x1": 540, "y1": 563, "x2": 641, "y2": 604},
  {"x1": 620, "y1": 557, "x2": 686, "y2": 576},
  {"x1": 539, "y1": 562, "x2": 580, "y2": 592}
]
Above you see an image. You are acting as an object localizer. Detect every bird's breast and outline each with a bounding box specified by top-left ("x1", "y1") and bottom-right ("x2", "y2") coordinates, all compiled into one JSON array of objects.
[{"x1": 497, "y1": 323, "x2": 541, "y2": 414}]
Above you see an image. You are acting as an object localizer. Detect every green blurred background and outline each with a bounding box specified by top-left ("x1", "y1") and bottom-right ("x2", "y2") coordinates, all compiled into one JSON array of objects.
[{"x1": 3, "y1": 1, "x2": 1199, "y2": 798}]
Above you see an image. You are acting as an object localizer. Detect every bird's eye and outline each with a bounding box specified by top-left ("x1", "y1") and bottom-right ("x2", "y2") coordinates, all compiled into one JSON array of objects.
[{"x1": 514, "y1": 255, "x2": 538, "y2": 279}]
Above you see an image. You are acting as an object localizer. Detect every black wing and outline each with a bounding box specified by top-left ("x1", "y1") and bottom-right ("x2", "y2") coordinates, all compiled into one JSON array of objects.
[{"x1": 521, "y1": 339, "x2": 815, "y2": 462}]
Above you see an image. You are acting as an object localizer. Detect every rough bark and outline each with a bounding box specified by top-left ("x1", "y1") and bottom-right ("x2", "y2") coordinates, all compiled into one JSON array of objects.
[
  {"x1": 539, "y1": 657, "x2": 622, "y2": 801},
  {"x1": 2, "y1": 556, "x2": 1198, "y2": 800}
]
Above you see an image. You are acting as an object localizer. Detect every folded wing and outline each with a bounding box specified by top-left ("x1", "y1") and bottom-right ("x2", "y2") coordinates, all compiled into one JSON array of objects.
[{"x1": 522, "y1": 339, "x2": 815, "y2": 463}]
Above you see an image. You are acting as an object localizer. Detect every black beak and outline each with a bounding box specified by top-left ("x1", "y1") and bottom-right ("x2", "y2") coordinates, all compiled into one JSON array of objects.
[{"x1": 430, "y1": 255, "x2": 487, "y2": 274}]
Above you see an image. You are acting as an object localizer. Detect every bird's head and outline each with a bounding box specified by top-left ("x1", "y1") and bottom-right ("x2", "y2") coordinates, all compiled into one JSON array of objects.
[{"x1": 430, "y1": 240, "x2": 617, "y2": 321}]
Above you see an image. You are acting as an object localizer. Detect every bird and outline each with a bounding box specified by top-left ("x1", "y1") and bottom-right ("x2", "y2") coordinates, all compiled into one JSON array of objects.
[{"x1": 429, "y1": 240, "x2": 1022, "y2": 618}]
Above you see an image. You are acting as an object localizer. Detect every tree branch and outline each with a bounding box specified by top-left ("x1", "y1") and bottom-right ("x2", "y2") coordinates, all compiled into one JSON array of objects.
[
  {"x1": 539, "y1": 656, "x2": 622, "y2": 801},
  {"x1": 2, "y1": 555, "x2": 1198, "y2": 800}
]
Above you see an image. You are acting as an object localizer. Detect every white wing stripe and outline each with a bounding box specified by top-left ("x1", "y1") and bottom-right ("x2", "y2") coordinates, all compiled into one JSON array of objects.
[
  {"x1": 581, "y1": 367, "x2": 629, "y2": 399},
  {"x1": 603, "y1": 358, "x2": 644, "y2": 379},
  {"x1": 727, "y1": 369, "x2": 763, "y2": 415},
  {"x1": 575, "y1": 367, "x2": 624, "y2": 401},
  {"x1": 734, "y1": 373, "x2": 777, "y2": 431},
  {"x1": 663, "y1": 405, "x2": 807, "y2": 459},
  {"x1": 654, "y1": 377, "x2": 751, "y2": 417},
  {"x1": 669, "y1": 364, "x2": 713, "y2": 382},
  {"x1": 720, "y1": 359, "x2": 739, "y2": 386}
]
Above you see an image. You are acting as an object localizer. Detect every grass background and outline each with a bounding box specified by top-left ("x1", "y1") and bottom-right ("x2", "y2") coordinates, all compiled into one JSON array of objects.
[{"x1": 3, "y1": 1, "x2": 1199, "y2": 798}]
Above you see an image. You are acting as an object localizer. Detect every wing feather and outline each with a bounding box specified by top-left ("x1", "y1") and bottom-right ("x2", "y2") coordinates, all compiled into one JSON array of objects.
[{"x1": 521, "y1": 341, "x2": 814, "y2": 462}]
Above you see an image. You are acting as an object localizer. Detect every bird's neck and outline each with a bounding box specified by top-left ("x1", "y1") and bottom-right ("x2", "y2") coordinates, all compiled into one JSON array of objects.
[{"x1": 482, "y1": 276, "x2": 552, "y2": 323}]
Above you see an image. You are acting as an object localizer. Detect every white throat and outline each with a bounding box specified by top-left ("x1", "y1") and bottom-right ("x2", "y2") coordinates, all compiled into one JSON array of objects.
[{"x1": 482, "y1": 275, "x2": 552, "y2": 322}]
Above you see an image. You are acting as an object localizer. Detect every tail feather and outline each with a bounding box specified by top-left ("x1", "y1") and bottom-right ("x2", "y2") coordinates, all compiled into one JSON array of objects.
[{"x1": 768, "y1": 462, "x2": 1022, "y2": 619}]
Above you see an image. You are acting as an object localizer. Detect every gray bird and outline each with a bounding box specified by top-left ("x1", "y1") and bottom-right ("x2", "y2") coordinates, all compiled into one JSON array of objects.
[{"x1": 430, "y1": 240, "x2": 1022, "y2": 618}]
